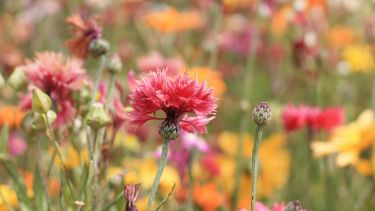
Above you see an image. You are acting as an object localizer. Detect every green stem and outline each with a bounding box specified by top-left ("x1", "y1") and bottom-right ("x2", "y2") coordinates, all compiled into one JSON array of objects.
[
  {"x1": 90, "y1": 129, "x2": 100, "y2": 210},
  {"x1": 187, "y1": 149, "x2": 196, "y2": 211},
  {"x1": 91, "y1": 56, "x2": 106, "y2": 104},
  {"x1": 251, "y1": 125, "x2": 263, "y2": 211},
  {"x1": 104, "y1": 73, "x2": 116, "y2": 111},
  {"x1": 147, "y1": 139, "x2": 171, "y2": 211},
  {"x1": 43, "y1": 113, "x2": 76, "y2": 201},
  {"x1": 209, "y1": 2, "x2": 222, "y2": 70}
]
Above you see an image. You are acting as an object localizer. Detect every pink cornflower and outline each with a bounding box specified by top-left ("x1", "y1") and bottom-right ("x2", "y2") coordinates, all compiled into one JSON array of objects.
[
  {"x1": 315, "y1": 107, "x2": 344, "y2": 131},
  {"x1": 8, "y1": 133, "x2": 27, "y2": 156},
  {"x1": 282, "y1": 105, "x2": 307, "y2": 132},
  {"x1": 23, "y1": 52, "x2": 89, "y2": 125},
  {"x1": 65, "y1": 13, "x2": 102, "y2": 59},
  {"x1": 128, "y1": 70, "x2": 217, "y2": 139}
]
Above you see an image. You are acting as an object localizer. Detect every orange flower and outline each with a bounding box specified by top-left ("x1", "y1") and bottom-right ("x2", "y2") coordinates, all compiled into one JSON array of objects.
[
  {"x1": 188, "y1": 67, "x2": 226, "y2": 98},
  {"x1": 193, "y1": 183, "x2": 224, "y2": 211},
  {"x1": 305, "y1": 0, "x2": 327, "y2": 16},
  {"x1": 0, "y1": 106, "x2": 25, "y2": 128},
  {"x1": 65, "y1": 13, "x2": 102, "y2": 59},
  {"x1": 328, "y1": 26, "x2": 356, "y2": 49},
  {"x1": 271, "y1": 6, "x2": 293, "y2": 36},
  {"x1": 144, "y1": 8, "x2": 203, "y2": 33}
]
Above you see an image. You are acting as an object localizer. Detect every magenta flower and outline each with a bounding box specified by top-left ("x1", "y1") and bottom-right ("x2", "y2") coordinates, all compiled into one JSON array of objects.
[
  {"x1": 8, "y1": 133, "x2": 27, "y2": 156},
  {"x1": 128, "y1": 70, "x2": 217, "y2": 138}
]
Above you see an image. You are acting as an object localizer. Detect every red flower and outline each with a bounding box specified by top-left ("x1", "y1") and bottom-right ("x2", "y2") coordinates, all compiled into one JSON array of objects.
[
  {"x1": 315, "y1": 107, "x2": 344, "y2": 131},
  {"x1": 65, "y1": 13, "x2": 102, "y2": 59},
  {"x1": 128, "y1": 70, "x2": 217, "y2": 135},
  {"x1": 23, "y1": 52, "x2": 89, "y2": 125}
]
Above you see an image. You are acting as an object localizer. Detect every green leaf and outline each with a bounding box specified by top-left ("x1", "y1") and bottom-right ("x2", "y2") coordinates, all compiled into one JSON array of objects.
[
  {"x1": 0, "y1": 125, "x2": 9, "y2": 156},
  {"x1": 33, "y1": 164, "x2": 48, "y2": 210}
]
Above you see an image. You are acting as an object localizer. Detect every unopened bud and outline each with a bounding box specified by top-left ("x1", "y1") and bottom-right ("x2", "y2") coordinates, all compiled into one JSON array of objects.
[
  {"x1": 86, "y1": 102, "x2": 111, "y2": 130},
  {"x1": 8, "y1": 66, "x2": 27, "y2": 91},
  {"x1": 31, "y1": 110, "x2": 57, "y2": 130},
  {"x1": 159, "y1": 119, "x2": 180, "y2": 140},
  {"x1": 285, "y1": 200, "x2": 303, "y2": 211},
  {"x1": 89, "y1": 38, "x2": 110, "y2": 58},
  {"x1": 107, "y1": 55, "x2": 123, "y2": 74},
  {"x1": 72, "y1": 85, "x2": 92, "y2": 105},
  {"x1": 252, "y1": 102, "x2": 271, "y2": 126},
  {"x1": 32, "y1": 89, "x2": 52, "y2": 113}
]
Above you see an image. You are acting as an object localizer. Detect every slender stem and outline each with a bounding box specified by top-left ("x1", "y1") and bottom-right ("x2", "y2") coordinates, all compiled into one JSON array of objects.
[
  {"x1": 231, "y1": 13, "x2": 259, "y2": 211},
  {"x1": 91, "y1": 129, "x2": 100, "y2": 210},
  {"x1": 43, "y1": 113, "x2": 76, "y2": 201},
  {"x1": 104, "y1": 73, "x2": 116, "y2": 111},
  {"x1": 147, "y1": 139, "x2": 171, "y2": 211},
  {"x1": 91, "y1": 56, "x2": 106, "y2": 104},
  {"x1": 187, "y1": 149, "x2": 196, "y2": 211},
  {"x1": 251, "y1": 125, "x2": 263, "y2": 211},
  {"x1": 209, "y1": 2, "x2": 221, "y2": 70}
]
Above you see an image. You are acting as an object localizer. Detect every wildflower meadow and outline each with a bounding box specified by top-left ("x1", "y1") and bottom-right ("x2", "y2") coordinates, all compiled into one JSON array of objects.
[{"x1": 1, "y1": 0, "x2": 375, "y2": 210}]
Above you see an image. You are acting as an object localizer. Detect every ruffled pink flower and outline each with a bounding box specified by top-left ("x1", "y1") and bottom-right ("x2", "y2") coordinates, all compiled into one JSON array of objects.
[
  {"x1": 137, "y1": 52, "x2": 185, "y2": 78},
  {"x1": 128, "y1": 70, "x2": 217, "y2": 134},
  {"x1": 315, "y1": 107, "x2": 344, "y2": 131},
  {"x1": 23, "y1": 52, "x2": 89, "y2": 125}
]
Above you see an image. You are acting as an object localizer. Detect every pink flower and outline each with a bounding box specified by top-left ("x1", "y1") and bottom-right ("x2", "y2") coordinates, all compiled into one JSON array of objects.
[
  {"x1": 282, "y1": 104, "x2": 344, "y2": 133},
  {"x1": 137, "y1": 52, "x2": 185, "y2": 78},
  {"x1": 282, "y1": 105, "x2": 307, "y2": 132},
  {"x1": 23, "y1": 52, "x2": 89, "y2": 125},
  {"x1": 128, "y1": 70, "x2": 217, "y2": 135},
  {"x1": 8, "y1": 133, "x2": 27, "y2": 156}
]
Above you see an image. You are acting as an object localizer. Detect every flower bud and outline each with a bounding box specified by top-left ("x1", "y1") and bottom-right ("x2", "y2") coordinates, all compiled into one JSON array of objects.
[
  {"x1": 159, "y1": 119, "x2": 180, "y2": 140},
  {"x1": 107, "y1": 55, "x2": 123, "y2": 74},
  {"x1": 252, "y1": 102, "x2": 272, "y2": 126},
  {"x1": 32, "y1": 88, "x2": 52, "y2": 113},
  {"x1": 8, "y1": 66, "x2": 27, "y2": 91},
  {"x1": 89, "y1": 38, "x2": 110, "y2": 58},
  {"x1": 285, "y1": 200, "x2": 303, "y2": 211},
  {"x1": 31, "y1": 110, "x2": 57, "y2": 130},
  {"x1": 86, "y1": 102, "x2": 111, "y2": 130},
  {"x1": 72, "y1": 85, "x2": 92, "y2": 105}
]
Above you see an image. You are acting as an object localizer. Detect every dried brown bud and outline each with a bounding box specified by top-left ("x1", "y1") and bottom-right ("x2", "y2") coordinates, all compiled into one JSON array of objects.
[{"x1": 252, "y1": 102, "x2": 272, "y2": 126}]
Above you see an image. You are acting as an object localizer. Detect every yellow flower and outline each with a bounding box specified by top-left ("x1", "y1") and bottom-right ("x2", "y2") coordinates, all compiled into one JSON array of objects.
[
  {"x1": 214, "y1": 131, "x2": 290, "y2": 199},
  {"x1": 115, "y1": 132, "x2": 141, "y2": 152},
  {"x1": 342, "y1": 44, "x2": 375, "y2": 72},
  {"x1": 311, "y1": 110, "x2": 375, "y2": 175},
  {"x1": 223, "y1": 0, "x2": 255, "y2": 11},
  {"x1": 144, "y1": 7, "x2": 203, "y2": 33},
  {"x1": 52, "y1": 144, "x2": 89, "y2": 169},
  {"x1": 123, "y1": 158, "x2": 180, "y2": 196},
  {"x1": 0, "y1": 185, "x2": 18, "y2": 210},
  {"x1": 188, "y1": 67, "x2": 226, "y2": 98}
]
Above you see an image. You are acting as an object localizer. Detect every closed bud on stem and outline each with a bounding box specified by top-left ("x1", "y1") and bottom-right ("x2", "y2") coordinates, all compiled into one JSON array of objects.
[
  {"x1": 8, "y1": 66, "x2": 27, "y2": 91},
  {"x1": 252, "y1": 102, "x2": 272, "y2": 126},
  {"x1": 159, "y1": 119, "x2": 180, "y2": 140},
  {"x1": 31, "y1": 110, "x2": 57, "y2": 130},
  {"x1": 107, "y1": 55, "x2": 122, "y2": 74},
  {"x1": 32, "y1": 88, "x2": 52, "y2": 114},
  {"x1": 285, "y1": 200, "x2": 303, "y2": 211},
  {"x1": 72, "y1": 85, "x2": 92, "y2": 105},
  {"x1": 89, "y1": 38, "x2": 110, "y2": 58},
  {"x1": 86, "y1": 102, "x2": 111, "y2": 130}
]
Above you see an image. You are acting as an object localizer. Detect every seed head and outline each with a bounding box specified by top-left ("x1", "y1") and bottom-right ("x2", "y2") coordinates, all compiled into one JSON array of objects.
[{"x1": 252, "y1": 102, "x2": 272, "y2": 126}]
